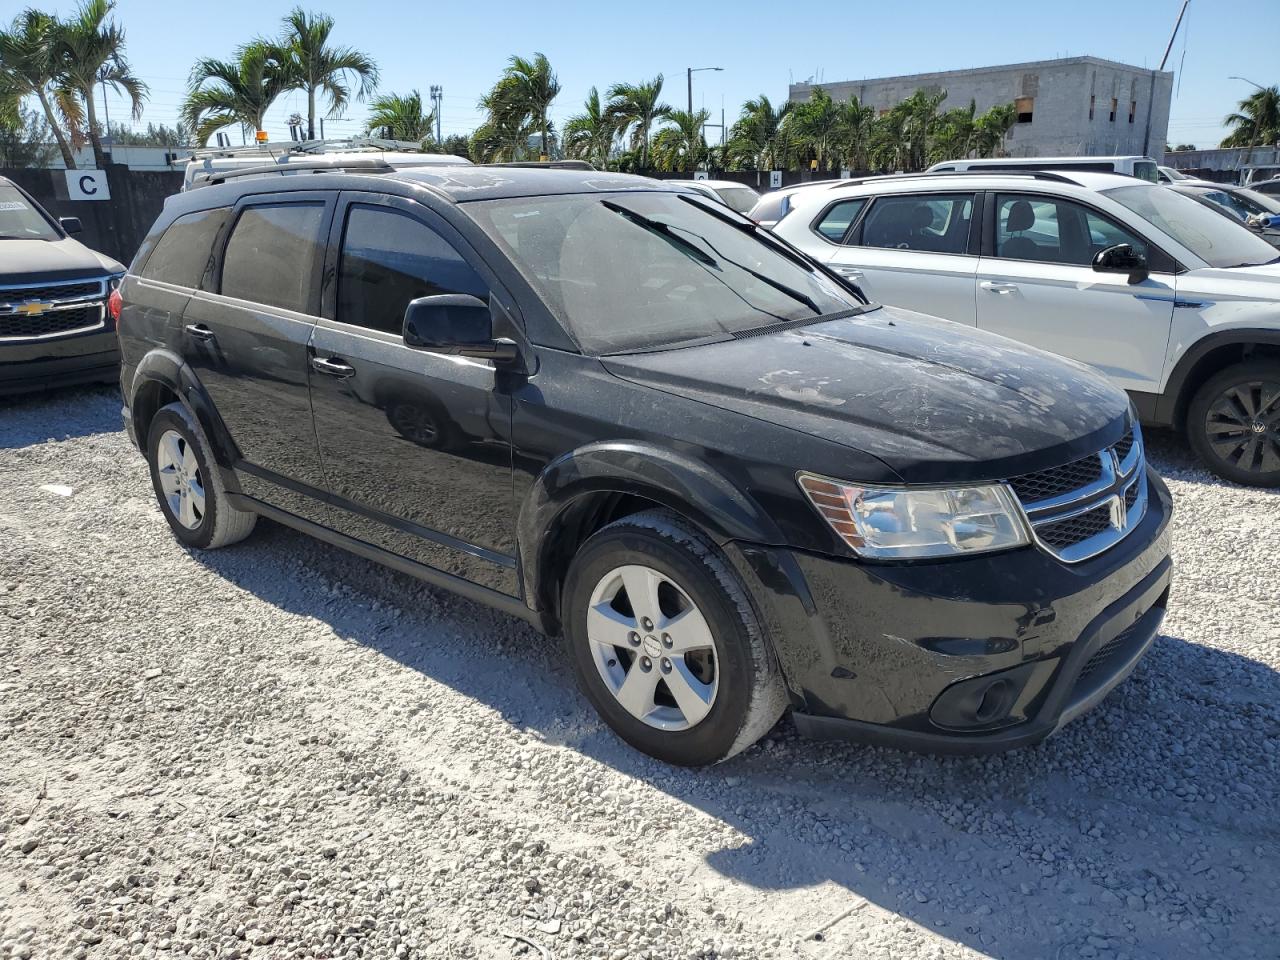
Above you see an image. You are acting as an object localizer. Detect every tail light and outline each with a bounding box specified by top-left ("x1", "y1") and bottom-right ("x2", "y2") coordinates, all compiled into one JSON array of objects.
[{"x1": 108, "y1": 286, "x2": 122, "y2": 323}]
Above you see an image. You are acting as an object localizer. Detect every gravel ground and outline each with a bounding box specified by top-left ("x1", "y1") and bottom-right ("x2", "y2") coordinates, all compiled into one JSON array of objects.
[{"x1": 1, "y1": 385, "x2": 1277, "y2": 960}]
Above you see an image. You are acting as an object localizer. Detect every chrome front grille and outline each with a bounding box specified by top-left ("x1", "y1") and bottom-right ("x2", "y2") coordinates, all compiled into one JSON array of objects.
[
  {"x1": 1008, "y1": 426, "x2": 1147, "y2": 563},
  {"x1": 0, "y1": 277, "x2": 108, "y2": 342}
]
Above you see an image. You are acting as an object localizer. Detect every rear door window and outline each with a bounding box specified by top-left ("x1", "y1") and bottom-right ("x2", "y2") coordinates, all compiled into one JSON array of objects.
[
  {"x1": 337, "y1": 204, "x2": 488, "y2": 334},
  {"x1": 140, "y1": 207, "x2": 232, "y2": 288},
  {"x1": 220, "y1": 202, "x2": 326, "y2": 313},
  {"x1": 814, "y1": 199, "x2": 867, "y2": 242},
  {"x1": 858, "y1": 194, "x2": 974, "y2": 253}
]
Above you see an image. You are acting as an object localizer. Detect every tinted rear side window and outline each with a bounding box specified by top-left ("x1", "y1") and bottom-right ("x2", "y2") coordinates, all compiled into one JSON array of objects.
[
  {"x1": 337, "y1": 205, "x2": 488, "y2": 334},
  {"x1": 140, "y1": 207, "x2": 232, "y2": 288},
  {"x1": 860, "y1": 194, "x2": 973, "y2": 254},
  {"x1": 220, "y1": 202, "x2": 325, "y2": 313},
  {"x1": 814, "y1": 199, "x2": 867, "y2": 242}
]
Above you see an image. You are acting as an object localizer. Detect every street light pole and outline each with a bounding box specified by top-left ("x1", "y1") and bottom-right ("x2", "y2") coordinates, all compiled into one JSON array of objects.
[
  {"x1": 686, "y1": 66, "x2": 723, "y2": 116},
  {"x1": 1228, "y1": 75, "x2": 1265, "y2": 91}
]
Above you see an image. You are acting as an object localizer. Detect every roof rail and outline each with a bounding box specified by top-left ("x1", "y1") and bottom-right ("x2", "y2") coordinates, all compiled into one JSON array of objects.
[
  {"x1": 196, "y1": 157, "x2": 394, "y2": 188},
  {"x1": 186, "y1": 136, "x2": 426, "y2": 161},
  {"x1": 483, "y1": 160, "x2": 596, "y2": 171},
  {"x1": 836, "y1": 169, "x2": 1080, "y2": 188}
]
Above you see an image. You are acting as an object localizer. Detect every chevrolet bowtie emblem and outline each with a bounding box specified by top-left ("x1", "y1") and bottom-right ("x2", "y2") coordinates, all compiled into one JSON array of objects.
[{"x1": 14, "y1": 302, "x2": 52, "y2": 317}]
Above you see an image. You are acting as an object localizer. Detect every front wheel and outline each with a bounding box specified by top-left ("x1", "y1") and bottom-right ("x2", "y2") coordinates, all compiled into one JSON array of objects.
[
  {"x1": 562, "y1": 510, "x2": 787, "y2": 766},
  {"x1": 1186, "y1": 362, "x2": 1280, "y2": 487}
]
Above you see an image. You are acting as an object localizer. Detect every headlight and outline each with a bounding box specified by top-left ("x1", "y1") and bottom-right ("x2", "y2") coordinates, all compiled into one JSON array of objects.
[
  {"x1": 797, "y1": 473, "x2": 1030, "y2": 560},
  {"x1": 108, "y1": 271, "x2": 126, "y2": 291}
]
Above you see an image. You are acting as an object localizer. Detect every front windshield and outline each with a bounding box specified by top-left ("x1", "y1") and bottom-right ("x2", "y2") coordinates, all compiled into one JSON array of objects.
[
  {"x1": 0, "y1": 184, "x2": 60, "y2": 241},
  {"x1": 468, "y1": 191, "x2": 861, "y2": 353},
  {"x1": 1102, "y1": 183, "x2": 1278, "y2": 268}
]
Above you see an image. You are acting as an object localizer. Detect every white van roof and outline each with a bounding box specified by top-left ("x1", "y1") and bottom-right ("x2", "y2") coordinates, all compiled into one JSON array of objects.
[{"x1": 928, "y1": 155, "x2": 1153, "y2": 170}]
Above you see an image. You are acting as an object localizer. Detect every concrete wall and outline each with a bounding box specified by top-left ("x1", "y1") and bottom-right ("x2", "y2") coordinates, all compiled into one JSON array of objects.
[
  {"x1": 35, "y1": 145, "x2": 183, "y2": 171},
  {"x1": 3, "y1": 164, "x2": 183, "y2": 265},
  {"x1": 1164, "y1": 145, "x2": 1280, "y2": 181},
  {"x1": 790, "y1": 56, "x2": 1173, "y2": 161}
]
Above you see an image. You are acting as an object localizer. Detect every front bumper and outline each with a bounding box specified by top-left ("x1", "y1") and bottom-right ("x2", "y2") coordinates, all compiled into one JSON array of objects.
[
  {"x1": 730, "y1": 467, "x2": 1173, "y2": 754},
  {"x1": 0, "y1": 329, "x2": 119, "y2": 396}
]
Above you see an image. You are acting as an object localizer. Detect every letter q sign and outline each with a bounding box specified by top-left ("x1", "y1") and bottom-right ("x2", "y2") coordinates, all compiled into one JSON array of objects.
[{"x1": 64, "y1": 169, "x2": 111, "y2": 201}]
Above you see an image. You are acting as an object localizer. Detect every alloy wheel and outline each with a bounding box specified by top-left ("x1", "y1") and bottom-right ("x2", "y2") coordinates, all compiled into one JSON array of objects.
[
  {"x1": 1204, "y1": 379, "x2": 1280, "y2": 475},
  {"x1": 155, "y1": 429, "x2": 206, "y2": 530},
  {"x1": 585, "y1": 564, "x2": 718, "y2": 731}
]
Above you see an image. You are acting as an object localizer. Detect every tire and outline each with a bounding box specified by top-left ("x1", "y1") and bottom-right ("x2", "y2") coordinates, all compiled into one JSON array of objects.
[
  {"x1": 145, "y1": 402, "x2": 257, "y2": 549},
  {"x1": 384, "y1": 397, "x2": 456, "y2": 449},
  {"x1": 1186, "y1": 361, "x2": 1280, "y2": 487},
  {"x1": 562, "y1": 509, "x2": 787, "y2": 766}
]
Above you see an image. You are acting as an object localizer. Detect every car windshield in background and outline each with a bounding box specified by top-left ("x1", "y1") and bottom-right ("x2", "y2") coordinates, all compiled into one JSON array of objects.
[
  {"x1": 469, "y1": 191, "x2": 860, "y2": 354},
  {"x1": 0, "y1": 185, "x2": 60, "y2": 241},
  {"x1": 713, "y1": 186, "x2": 760, "y2": 214},
  {"x1": 1102, "y1": 184, "x2": 1279, "y2": 268},
  {"x1": 1133, "y1": 161, "x2": 1158, "y2": 183}
]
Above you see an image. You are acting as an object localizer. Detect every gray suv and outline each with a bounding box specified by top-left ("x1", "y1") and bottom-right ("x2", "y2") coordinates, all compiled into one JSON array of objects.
[{"x1": 0, "y1": 176, "x2": 126, "y2": 395}]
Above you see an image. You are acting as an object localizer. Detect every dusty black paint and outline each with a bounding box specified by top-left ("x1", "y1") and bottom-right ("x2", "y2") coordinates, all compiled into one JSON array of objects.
[{"x1": 117, "y1": 168, "x2": 1174, "y2": 751}]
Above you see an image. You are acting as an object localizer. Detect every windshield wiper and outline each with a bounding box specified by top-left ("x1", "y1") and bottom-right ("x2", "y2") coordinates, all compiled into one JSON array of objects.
[
  {"x1": 670, "y1": 224, "x2": 824, "y2": 314},
  {"x1": 604, "y1": 197, "x2": 822, "y2": 314},
  {"x1": 601, "y1": 200, "x2": 716, "y2": 266}
]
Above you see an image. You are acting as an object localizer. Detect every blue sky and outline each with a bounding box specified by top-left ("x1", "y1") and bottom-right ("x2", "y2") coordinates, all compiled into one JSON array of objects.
[{"x1": 47, "y1": 0, "x2": 1280, "y2": 149}]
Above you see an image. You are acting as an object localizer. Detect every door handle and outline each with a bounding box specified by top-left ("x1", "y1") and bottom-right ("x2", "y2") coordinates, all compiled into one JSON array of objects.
[
  {"x1": 184, "y1": 323, "x2": 215, "y2": 341},
  {"x1": 980, "y1": 281, "x2": 1018, "y2": 294},
  {"x1": 831, "y1": 265, "x2": 865, "y2": 280},
  {"x1": 310, "y1": 356, "x2": 356, "y2": 379}
]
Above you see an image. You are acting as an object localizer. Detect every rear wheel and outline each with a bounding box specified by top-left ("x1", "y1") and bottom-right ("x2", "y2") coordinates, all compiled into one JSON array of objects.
[
  {"x1": 562, "y1": 510, "x2": 786, "y2": 766},
  {"x1": 1187, "y1": 362, "x2": 1280, "y2": 486},
  {"x1": 146, "y1": 403, "x2": 256, "y2": 548}
]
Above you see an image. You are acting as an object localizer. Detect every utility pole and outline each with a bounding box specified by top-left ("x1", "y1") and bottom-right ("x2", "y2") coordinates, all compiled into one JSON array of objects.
[
  {"x1": 1143, "y1": 0, "x2": 1189, "y2": 158},
  {"x1": 430, "y1": 85, "x2": 443, "y2": 144}
]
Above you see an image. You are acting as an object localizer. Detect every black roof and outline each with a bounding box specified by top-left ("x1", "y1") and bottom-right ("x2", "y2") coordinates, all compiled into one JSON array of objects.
[{"x1": 158, "y1": 165, "x2": 697, "y2": 226}]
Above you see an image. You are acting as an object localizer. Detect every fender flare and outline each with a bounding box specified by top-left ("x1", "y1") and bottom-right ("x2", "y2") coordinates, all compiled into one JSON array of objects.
[
  {"x1": 128, "y1": 349, "x2": 241, "y2": 471},
  {"x1": 1158, "y1": 329, "x2": 1280, "y2": 425},
  {"x1": 516, "y1": 440, "x2": 786, "y2": 615}
]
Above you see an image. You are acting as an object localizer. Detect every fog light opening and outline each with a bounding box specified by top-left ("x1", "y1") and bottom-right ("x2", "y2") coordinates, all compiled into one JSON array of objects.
[{"x1": 975, "y1": 678, "x2": 1016, "y2": 724}]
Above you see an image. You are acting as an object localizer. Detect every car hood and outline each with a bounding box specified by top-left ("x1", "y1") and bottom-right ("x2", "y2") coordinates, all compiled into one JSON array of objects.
[
  {"x1": 0, "y1": 237, "x2": 125, "y2": 283},
  {"x1": 1188, "y1": 259, "x2": 1280, "y2": 285},
  {"x1": 602, "y1": 305, "x2": 1131, "y2": 484}
]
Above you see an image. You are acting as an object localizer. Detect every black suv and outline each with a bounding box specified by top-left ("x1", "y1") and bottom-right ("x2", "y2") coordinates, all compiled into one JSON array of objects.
[
  {"x1": 116, "y1": 165, "x2": 1173, "y2": 765},
  {"x1": 0, "y1": 175, "x2": 126, "y2": 395}
]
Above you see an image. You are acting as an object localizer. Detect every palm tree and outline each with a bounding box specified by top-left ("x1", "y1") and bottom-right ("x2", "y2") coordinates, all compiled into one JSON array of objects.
[
  {"x1": 56, "y1": 0, "x2": 147, "y2": 168},
  {"x1": 0, "y1": 10, "x2": 80, "y2": 167},
  {"x1": 727, "y1": 95, "x2": 791, "y2": 180},
  {"x1": 365, "y1": 90, "x2": 434, "y2": 142},
  {"x1": 497, "y1": 52, "x2": 559, "y2": 159},
  {"x1": 563, "y1": 86, "x2": 614, "y2": 168},
  {"x1": 930, "y1": 99, "x2": 978, "y2": 164},
  {"x1": 1221, "y1": 86, "x2": 1280, "y2": 153},
  {"x1": 836, "y1": 96, "x2": 876, "y2": 172},
  {"x1": 653, "y1": 108, "x2": 709, "y2": 172},
  {"x1": 785, "y1": 87, "x2": 843, "y2": 171},
  {"x1": 606, "y1": 75, "x2": 669, "y2": 171},
  {"x1": 472, "y1": 80, "x2": 535, "y2": 162},
  {"x1": 182, "y1": 42, "x2": 292, "y2": 146},
  {"x1": 974, "y1": 103, "x2": 1017, "y2": 158},
  {"x1": 277, "y1": 7, "x2": 377, "y2": 142}
]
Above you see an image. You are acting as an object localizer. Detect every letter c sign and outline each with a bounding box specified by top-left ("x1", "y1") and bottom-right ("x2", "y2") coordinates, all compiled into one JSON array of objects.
[{"x1": 64, "y1": 169, "x2": 110, "y2": 201}]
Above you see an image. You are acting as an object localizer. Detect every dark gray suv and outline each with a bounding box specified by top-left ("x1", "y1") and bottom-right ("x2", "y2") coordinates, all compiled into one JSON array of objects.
[{"x1": 0, "y1": 176, "x2": 126, "y2": 395}]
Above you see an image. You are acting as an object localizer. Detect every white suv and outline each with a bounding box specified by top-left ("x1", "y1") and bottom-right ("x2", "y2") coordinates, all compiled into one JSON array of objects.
[{"x1": 772, "y1": 170, "x2": 1280, "y2": 486}]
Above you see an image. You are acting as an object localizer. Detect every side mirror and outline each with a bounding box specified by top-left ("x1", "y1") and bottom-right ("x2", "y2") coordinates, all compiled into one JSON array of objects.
[
  {"x1": 402, "y1": 294, "x2": 519, "y2": 362},
  {"x1": 1092, "y1": 243, "x2": 1149, "y2": 285},
  {"x1": 59, "y1": 217, "x2": 83, "y2": 235}
]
